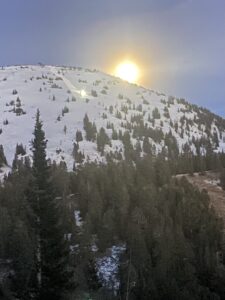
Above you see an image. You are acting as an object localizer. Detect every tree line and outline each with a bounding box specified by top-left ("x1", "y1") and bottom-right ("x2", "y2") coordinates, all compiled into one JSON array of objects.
[{"x1": 1, "y1": 111, "x2": 225, "y2": 299}]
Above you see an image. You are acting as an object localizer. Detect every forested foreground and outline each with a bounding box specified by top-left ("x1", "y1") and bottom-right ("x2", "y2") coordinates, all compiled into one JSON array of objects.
[{"x1": 1, "y1": 113, "x2": 225, "y2": 299}]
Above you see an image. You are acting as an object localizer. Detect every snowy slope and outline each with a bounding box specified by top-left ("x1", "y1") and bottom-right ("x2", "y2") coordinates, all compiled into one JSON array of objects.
[{"x1": 0, "y1": 65, "x2": 225, "y2": 174}]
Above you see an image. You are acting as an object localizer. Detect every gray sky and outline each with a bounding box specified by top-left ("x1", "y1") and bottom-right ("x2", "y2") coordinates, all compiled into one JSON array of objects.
[{"x1": 0, "y1": 0, "x2": 224, "y2": 116}]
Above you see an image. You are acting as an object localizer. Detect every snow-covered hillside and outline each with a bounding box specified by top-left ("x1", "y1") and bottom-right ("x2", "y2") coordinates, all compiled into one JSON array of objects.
[{"x1": 1, "y1": 65, "x2": 225, "y2": 174}]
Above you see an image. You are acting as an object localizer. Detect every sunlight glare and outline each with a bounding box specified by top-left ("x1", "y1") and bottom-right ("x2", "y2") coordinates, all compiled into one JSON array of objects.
[{"x1": 115, "y1": 61, "x2": 139, "y2": 83}]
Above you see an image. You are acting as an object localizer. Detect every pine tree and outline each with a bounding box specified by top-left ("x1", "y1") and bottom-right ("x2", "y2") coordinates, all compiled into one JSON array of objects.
[
  {"x1": 97, "y1": 127, "x2": 110, "y2": 155},
  {"x1": 143, "y1": 137, "x2": 152, "y2": 155},
  {"x1": 75, "y1": 130, "x2": 83, "y2": 142},
  {"x1": 30, "y1": 110, "x2": 73, "y2": 300},
  {"x1": 0, "y1": 144, "x2": 7, "y2": 167},
  {"x1": 220, "y1": 168, "x2": 225, "y2": 190},
  {"x1": 112, "y1": 128, "x2": 118, "y2": 140},
  {"x1": 83, "y1": 114, "x2": 97, "y2": 141}
]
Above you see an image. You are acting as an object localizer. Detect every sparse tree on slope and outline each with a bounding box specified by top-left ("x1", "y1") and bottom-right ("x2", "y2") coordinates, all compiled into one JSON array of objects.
[
  {"x1": 0, "y1": 145, "x2": 7, "y2": 167},
  {"x1": 97, "y1": 127, "x2": 110, "y2": 155}
]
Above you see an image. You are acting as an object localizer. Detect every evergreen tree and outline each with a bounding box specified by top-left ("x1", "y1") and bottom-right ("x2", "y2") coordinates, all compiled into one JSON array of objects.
[
  {"x1": 75, "y1": 130, "x2": 83, "y2": 142},
  {"x1": 112, "y1": 128, "x2": 118, "y2": 140},
  {"x1": 152, "y1": 107, "x2": 161, "y2": 119},
  {"x1": 0, "y1": 144, "x2": 7, "y2": 167},
  {"x1": 97, "y1": 127, "x2": 110, "y2": 155},
  {"x1": 30, "y1": 110, "x2": 73, "y2": 300},
  {"x1": 220, "y1": 168, "x2": 225, "y2": 190},
  {"x1": 143, "y1": 136, "x2": 152, "y2": 155},
  {"x1": 83, "y1": 114, "x2": 97, "y2": 141},
  {"x1": 15, "y1": 143, "x2": 26, "y2": 156}
]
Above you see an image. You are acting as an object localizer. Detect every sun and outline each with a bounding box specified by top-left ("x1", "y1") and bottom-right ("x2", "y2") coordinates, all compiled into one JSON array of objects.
[{"x1": 115, "y1": 61, "x2": 139, "y2": 83}]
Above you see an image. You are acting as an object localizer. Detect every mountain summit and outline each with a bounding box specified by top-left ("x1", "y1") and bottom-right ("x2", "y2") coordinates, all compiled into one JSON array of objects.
[{"x1": 0, "y1": 65, "x2": 225, "y2": 175}]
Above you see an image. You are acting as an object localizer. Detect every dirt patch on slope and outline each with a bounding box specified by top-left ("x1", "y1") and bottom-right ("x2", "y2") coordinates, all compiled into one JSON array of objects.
[{"x1": 176, "y1": 171, "x2": 225, "y2": 223}]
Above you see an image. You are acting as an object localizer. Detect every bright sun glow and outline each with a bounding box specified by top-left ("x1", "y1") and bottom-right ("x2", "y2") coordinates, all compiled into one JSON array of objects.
[{"x1": 115, "y1": 61, "x2": 139, "y2": 83}]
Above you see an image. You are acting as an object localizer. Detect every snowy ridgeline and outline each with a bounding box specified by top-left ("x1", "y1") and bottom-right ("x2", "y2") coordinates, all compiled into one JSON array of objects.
[
  {"x1": 0, "y1": 65, "x2": 225, "y2": 176},
  {"x1": 73, "y1": 209, "x2": 126, "y2": 293}
]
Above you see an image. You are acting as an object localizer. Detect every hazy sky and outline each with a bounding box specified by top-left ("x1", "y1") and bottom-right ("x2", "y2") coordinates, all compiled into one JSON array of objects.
[{"x1": 0, "y1": 0, "x2": 224, "y2": 116}]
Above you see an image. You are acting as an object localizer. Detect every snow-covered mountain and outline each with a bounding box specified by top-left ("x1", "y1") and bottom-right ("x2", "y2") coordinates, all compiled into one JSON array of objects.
[{"x1": 1, "y1": 65, "x2": 225, "y2": 174}]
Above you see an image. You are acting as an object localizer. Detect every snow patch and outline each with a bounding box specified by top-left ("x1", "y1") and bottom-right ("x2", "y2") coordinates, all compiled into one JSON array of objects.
[{"x1": 96, "y1": 244, "x2": 126, "y2": 292}]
